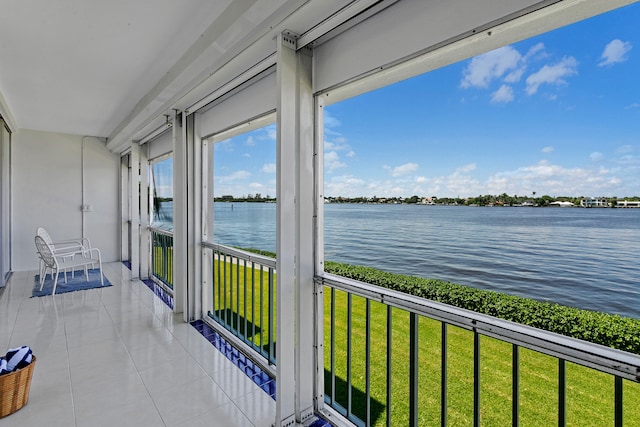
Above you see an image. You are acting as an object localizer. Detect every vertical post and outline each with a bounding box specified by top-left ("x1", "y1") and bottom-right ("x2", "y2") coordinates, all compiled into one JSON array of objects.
[
  {"x1": 296, "y1": 39, "x2": 315, "y2": 425},
  {"x1": 314, "y1": 95, "x2": 326, "y2": 413},
  {"x1": 474, "y1": 330, "x2": 480, "y2": 427},
  {"x1": 201, "y1": 137, "x2": 213, "y2": 316},
  {"x1": 120, "y1": 154, "x2": 130, "y2": 265},
  {"x1": 558, "y1": 359, "x2": 566, "y2": 427},
  {"x1": 386, "y1": 306, "x2": 393, "y2": 427},
  {"x1": 512, "y1": 344, "x2": 520, "y2": 427},
  {"x1": 129, "y1": 142, "x2": 140, "y2": 279},
  {"x1": 441, "y1": 322, "x2": 448, "y2": 427},
  {"x1": 275, "y1": 30, "x2": 297, "y2": 427},
  {"x1": 409, "y1": 313, "x2": 419, "y2": 427},
  {"x1": 614, "y1": 376, "x2": 623, "y2": 427},
  {"x1": 174, "y1": 112, "x2": 188, "y2": 318},
  {"x1": 139, "y1": 143, "x2": 150, "y2": 279}
]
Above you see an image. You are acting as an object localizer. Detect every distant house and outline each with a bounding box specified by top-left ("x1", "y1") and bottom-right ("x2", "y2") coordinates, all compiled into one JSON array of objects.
[
  {"x1": 580, "y1": 197, "x2": 608, "y2": 208},
  {"x1": 616, "y1": 200, "x2": 640, "y2": 208},
  {"x1": 549, "y1": 201, "x2": 575, "y2": 207}
]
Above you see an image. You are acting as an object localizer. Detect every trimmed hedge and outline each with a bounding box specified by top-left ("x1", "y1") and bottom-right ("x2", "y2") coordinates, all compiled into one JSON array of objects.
[
  {"x1": 233, "y1": 247, "x2": 640, "y2": 354},
  {"x1": 324, "y1": 261, "x2": 640, "y2": 355}
]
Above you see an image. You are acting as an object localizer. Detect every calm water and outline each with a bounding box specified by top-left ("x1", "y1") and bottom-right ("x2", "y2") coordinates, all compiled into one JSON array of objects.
[{"x1": 211, "y1": 202, "x2": 640, "y2": 319}]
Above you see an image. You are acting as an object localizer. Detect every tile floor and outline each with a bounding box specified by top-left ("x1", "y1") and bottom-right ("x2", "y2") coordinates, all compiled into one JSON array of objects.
[{"x1": 0, "y1": 263, "x2": 276, "y2": 426}]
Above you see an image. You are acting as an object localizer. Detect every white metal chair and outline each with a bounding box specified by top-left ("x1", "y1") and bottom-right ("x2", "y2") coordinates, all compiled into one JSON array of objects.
[
  {"x1": 35, "y1": 235, "x2": 104, "y2": 295},
  {"x1": 35, "y1": 227, "x2": 92, "y2": 279}
]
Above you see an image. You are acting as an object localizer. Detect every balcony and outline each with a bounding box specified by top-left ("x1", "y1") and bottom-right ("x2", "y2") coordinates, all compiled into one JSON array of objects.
[
  {"x1": 0, "y1": 262, "x2": 276, "y2": 427},
  {"x1": 1, "y1": 1, "x2": 639, "y2": 426}
]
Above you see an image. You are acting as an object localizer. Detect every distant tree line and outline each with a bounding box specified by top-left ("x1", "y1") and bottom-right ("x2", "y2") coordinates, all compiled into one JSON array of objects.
[
  {"x1": 215, "y1": 193, "x2": 275, "y2": 203},
  {"x1": 324, "y1": 194, "x2": 639, "y2": 206},
  {"x1": 212, "y1": 193, "x2": 639, "y2": 206}
]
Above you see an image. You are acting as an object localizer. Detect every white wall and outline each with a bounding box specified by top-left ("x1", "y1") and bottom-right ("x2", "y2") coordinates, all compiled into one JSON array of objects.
[{"x1": 12, "y1": 129, "x2": 119, "y2": 270}]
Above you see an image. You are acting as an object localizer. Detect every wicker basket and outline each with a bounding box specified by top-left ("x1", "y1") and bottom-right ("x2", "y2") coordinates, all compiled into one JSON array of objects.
[{"x1": 0, "y1": 355, "x2": 36, "y2": 418}]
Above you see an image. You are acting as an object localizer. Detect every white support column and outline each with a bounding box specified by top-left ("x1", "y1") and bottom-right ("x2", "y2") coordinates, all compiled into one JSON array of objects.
[
  {"x1": 314, "y1": 96, "x2": 327, "y2": 411},
  {"x1": 191, "y1": 112, "x2": 203, "y2": 320},
  {"x1": 173, "y1": 113, "x2": 187, "y2": 316},
  {"x1": 139, "y1": 144, "x2": 150, "y2": 279},
  {"x1": 295, "y1": 44, "x2": 315, "y2": 424},
  {"x1": 201, "y1": 136, "x2": 214, "y2": 316},
  {"x1": 174, "y1": 111, "x2": 203, "y2": 321},
  {"x1": 275, "y1": 31, "x2": 297, "y2": 427},
  {"x1": 120, "y1": 154, "x2": 130, "y2": 264},
  {"x1": 129, "y1": 142, "x2": 140, "y2": 280}
]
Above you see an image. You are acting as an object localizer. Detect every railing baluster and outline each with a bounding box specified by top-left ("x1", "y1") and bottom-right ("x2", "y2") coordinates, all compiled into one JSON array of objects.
[
  {"x1": 513, "y1": 344, "x2": 520, "y2": 427},
  {"x1": 223, "y1": 254, "x2": 228, "y2": 326},
  {"x1": 260, "y1": 264, "x2": 265, "y2": 358},
  {"x1": 558, "y1": 359, "x2": 566, "y2": 427},
  {"x1": 474, "y1": 330, "x2": 480, "y2": 427},
  {"x1": 235, "y1": 256, "x2": 240, "y2": 336},
  {"x1": 251, "y1": 261, "x2": 256, "y2": 349},
  {"x1": 347, "y1": 293, "x2": 353, "y2": 417},
  {"x1": 441, "y1": 322, "x2": 447, "y2": 427},
  {"x1": 409, "y1": 312, "x2": 419, "y2": 427},
  {"x1": 243, "y1": 258, "x2": 248, "y2": 341},
  {"x1": 614, "y1": 376, "x2": 623, "y2": 427},
  {"x1": 330, "y1": 287, "x2": 336, "y2": 405},
  {"x1": 365, "y1": 299, "x2": 371, "y2": 427},
  {"x1": 387, "y1": 305, "x2": 392, "y2": 427},
  {"x1": 268, "y1": 267, "x2": 275, "y2": 364}
]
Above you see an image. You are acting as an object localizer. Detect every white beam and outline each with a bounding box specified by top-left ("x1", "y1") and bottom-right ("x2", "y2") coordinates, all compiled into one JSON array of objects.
[
  {"x1": 129, "y1": 142, "x2": 140, "y2": 279},
  {"x1": 139, "y1": 143, "x2": 149, "y2": 279},
  {"x1": 275, "y1": 31, "x2": 297, "y2": 427},
  {"x1": 173, "y1": 114, "x2": 188, "y2": 316},
  {"x1": 295, "y1": 44, "x2": 315, "y2": 424}
]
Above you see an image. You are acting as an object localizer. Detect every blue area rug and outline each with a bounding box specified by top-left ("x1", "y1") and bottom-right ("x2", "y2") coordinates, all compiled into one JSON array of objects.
[{"x1": 32, "y1": 268, "x2": 112, "y2": 297}]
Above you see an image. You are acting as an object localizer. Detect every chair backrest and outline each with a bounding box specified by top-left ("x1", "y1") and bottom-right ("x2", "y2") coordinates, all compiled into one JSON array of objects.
[
  {"x1": 35, "y1": 235, "x2": 56, "y2": 268},
  {"x1": 36, "y1": 227, "x2": 54, "y2": 245}
]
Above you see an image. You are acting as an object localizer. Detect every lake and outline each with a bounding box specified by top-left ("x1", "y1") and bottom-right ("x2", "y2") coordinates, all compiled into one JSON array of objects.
[{"x1": 204, "y1": 202, "x2": 640, "y2": 319}]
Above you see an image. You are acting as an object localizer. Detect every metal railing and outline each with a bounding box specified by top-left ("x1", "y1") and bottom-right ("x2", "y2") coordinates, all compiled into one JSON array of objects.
[
  {"x1": 317, "y1": 273, "x2": 640, "y2": 427},
  {"x1": 203, "y1": 243, "x2": 277, "y2": 366},
  {"x1": 197, "y1": 242, "x2": 640, "y2": 426},
  {"x1": 150, "y1": 227, "x2": 174, "y2": 290}
]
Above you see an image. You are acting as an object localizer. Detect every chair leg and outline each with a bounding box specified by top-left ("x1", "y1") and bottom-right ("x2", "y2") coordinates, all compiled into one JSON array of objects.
[
  {"x1": 52, "y1": 270, "x2": 60, "y2": 295},
  {"x1": 98, "y1": 260, "x2": 104, "y2": 287},
  {"x1": 84, "y1": 265, "x2": 89, "y2": 282},
  {"x1": 39, "y1": 267, "x2": 48, "y2": 291}
]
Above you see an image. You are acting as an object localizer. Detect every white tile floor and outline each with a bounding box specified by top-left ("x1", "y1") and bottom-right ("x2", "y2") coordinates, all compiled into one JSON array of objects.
[{"x1": 0, "y1": 263, "x2": 276, "y2": 426}]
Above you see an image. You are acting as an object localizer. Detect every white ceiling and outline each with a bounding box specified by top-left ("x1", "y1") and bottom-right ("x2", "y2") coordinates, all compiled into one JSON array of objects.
[
  {"x1": 0, "y1": 0, "x2": 373, "y2": 146},
  {"x1": 0, "y1": 0, "x2": 288, "y2": 138}
]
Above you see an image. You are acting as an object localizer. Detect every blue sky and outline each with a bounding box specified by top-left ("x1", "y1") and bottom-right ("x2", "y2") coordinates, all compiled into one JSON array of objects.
[{"x1": 213, "y1": 4, "x2": 639, "y2": 199}]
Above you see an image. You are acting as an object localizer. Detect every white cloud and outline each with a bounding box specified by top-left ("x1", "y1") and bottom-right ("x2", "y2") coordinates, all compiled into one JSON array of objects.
[
  {"x1": 226, "y1": 170, "x2": 251, "y2": 181},
  {"x1": 455, "y1": 163, "x2": 477, "y2": 173},
  {"x1": 390, "y1": 162, "x2": 419, "y2": 177},
  {"x1": 542, "y1": 146, "x2": 554, "y2": 153},
  {"x1": 590, "y1": 152, "x2": 604, "y2": 162},
  {"x1": 460, "y1": 46, "x2": 522, "y2": 88},
  {"x1": 615, "y1": 145, "x2": 634, "y2": 155},
  {"x1": 599, "y1": 39, "x2": 632, "y2": 67},
  {"x1": 245, "y1": 136, "x2": 255, "y2": 146},
  {"x1": 249, "y1": 182, "x2": 266, "y2": 190},
  {"x1": 624, "y1": 102, "x2": 640, "y2": 110},
  {"x1": 491, "y1": 85, "x2": 514, "y2": 103},
  {"x1": 525, "y1": 56, "x2": 578, "y2": 95},
  {"x1": 262, "y1": 163, "x2": 276, "y2": 174},
  {"x1": 325, "y1": 151, "x2": 347, "y2": 172},
  {"x1": 324, "y1": 175, "x2": 366, "y2": 196},
  {"x1": 416, "y1": 176, "x2": 427, "y2": 183},
  {"x1": 324, "y1": 110, "x2": 342, "y2": 129}
]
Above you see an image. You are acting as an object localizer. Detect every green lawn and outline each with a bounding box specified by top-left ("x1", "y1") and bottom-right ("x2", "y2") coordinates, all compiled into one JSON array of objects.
[
  {"x1": 325, "y1": 288, "x2": 640, "y2": 427},
  {"x1": 152, "y1": 240, "x2": 173, "y2": 289},
  {"x1": 208, "y1": 256, "x2": 639, "y2": 426}
]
